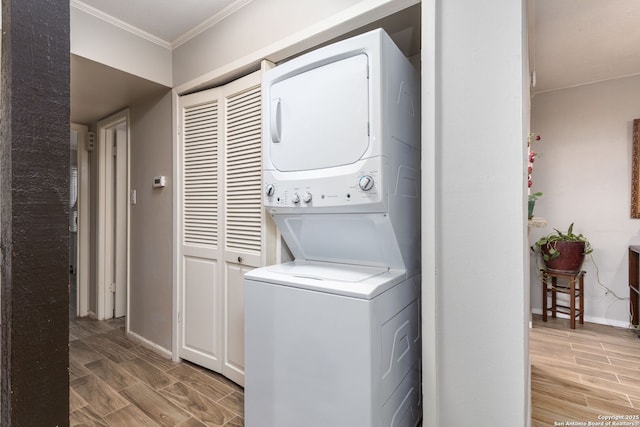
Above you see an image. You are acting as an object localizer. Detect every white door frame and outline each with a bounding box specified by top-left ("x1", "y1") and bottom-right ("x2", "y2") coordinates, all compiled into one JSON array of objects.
[
  {"x1": 113, "y1": 125, "x2": 128, "y2": 318},
  {"x1": 72, "y1": 123, "x2": 90, "y2": 317},
  {"x1": 96, "y1": 109, "x2": 130, "y2": 322}
]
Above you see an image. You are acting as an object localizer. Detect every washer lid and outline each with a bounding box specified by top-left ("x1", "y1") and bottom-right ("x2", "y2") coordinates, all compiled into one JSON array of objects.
[{"x1": 244, "y1": 260, "x2": 406, "y2": 299}]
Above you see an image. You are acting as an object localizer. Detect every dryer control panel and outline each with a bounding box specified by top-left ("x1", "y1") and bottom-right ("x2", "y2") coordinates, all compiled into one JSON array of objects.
[{"x1": 263, "y1": 168, "x2": 384, "y2": 212}]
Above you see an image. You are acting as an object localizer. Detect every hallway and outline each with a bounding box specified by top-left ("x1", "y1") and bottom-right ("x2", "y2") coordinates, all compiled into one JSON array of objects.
[{"x1": 69, "y1": 317, "x2": 244, "y2": 426}]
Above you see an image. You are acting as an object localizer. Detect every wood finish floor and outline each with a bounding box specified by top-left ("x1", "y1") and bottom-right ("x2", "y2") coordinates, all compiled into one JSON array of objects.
[
  {"x1": 71, "y1": 313, "x2": 640, "y2": 426},
  {"x1": 531, "y1": 314, "x2": 640, "y2": 426},
  {"x1": 69, "y1": 317, "x2": 244, "y2": 426}
]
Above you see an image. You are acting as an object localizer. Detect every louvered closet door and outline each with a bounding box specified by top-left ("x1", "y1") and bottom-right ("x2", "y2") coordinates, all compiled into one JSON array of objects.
[
  {"x1": 221, "y1": 72, "x2": 262, "y2": 386},
  {"x1": 179, "y1": 88, "x2": 224, "y2": 371},
  {"x1": 178, "y1": 69, "x2": 264, "y2": 384}
]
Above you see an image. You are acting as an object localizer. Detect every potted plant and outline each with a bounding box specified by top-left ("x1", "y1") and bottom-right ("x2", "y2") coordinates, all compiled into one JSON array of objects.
[
  {"x1": 528, "y1": 192, "x2": 542, "y2": 219},
  {"x1": 532, "y1": 223, "x2": 593, "y2": 273}
]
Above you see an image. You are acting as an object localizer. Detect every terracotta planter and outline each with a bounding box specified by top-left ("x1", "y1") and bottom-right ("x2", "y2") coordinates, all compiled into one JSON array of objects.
[{"x1": 541, "y1": 241, "x2": 586, "y2": 273}]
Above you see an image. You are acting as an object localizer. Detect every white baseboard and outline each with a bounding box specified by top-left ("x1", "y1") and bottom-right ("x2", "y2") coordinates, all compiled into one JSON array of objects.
[
  {"x1": 126, "y1": 330, "x2": 172, "y2": 359},
  {"x1": 531, "y1": 308, "x2": 629, "y2": 329}
]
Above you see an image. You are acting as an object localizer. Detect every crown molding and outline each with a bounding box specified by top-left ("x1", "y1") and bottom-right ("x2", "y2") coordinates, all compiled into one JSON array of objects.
[
  {"x1": 71, "y1": 0, "x2": 172, "y2": 50},
  {"x1": 71, "y1": 0, "x2": 254, "y2": 51},
  {"x1": 171, "y1": 0, "x2": 255, "y2": 49}
]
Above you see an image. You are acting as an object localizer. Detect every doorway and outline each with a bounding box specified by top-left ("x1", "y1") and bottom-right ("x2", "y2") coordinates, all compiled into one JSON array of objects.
[
  {"x1": 71, "y1": 123, "x2": 90, "y2": 318},
  {"x1": 96, "y1": 110, "x2": 130, "y2": 321}
]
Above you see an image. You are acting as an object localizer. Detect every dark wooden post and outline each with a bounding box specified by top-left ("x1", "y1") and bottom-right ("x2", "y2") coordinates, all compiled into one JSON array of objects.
[{"x1": 1, "y1": 0, "x2": 70, "y2": 425}]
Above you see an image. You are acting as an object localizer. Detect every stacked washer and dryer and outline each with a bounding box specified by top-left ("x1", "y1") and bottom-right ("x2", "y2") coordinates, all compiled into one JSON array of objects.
[{"x1": 245, "y1": 29, "x2": 422, "y2": 427}]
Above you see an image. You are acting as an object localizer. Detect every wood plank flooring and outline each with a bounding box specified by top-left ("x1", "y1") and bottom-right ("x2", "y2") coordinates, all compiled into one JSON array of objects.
[
  {"x1": 531, "y1": 314, "x2": 640, "y2": 426},
  {"x1": 72, "y1": 313, "x2": 640, "y2": 426},
  {"x1": 69, "y1": 317, "x2": 244, "y2": 426}
]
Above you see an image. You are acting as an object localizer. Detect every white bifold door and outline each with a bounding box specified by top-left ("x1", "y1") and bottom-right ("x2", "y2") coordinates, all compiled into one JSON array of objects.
[{"x1": 177, "y1": 68, "x2": 275, "y2": 386}]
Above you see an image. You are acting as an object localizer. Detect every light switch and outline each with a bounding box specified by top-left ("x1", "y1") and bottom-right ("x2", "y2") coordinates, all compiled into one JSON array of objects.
[{"x1": 131, "y1": 189, "x2": 137, "y2": 205}]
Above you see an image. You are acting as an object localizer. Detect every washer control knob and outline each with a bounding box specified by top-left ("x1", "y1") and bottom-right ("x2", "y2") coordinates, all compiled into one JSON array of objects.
[
  {"x1": 302, "y1": 192, "x2": 312, "y2": 203},
  {"x1": 292, "y1": 193, "x2": 301, "y2": 204},
  {"x1": 265, "y1": 184, "x2": 275, "y2": 197},
  {"x1": 358, "y1": 175, "x2": 374, "y2": 191}
]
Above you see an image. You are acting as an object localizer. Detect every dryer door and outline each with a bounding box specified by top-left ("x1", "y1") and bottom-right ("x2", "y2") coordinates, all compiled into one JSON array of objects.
[{"x1": 268, "y1": 54, "x2": 370, "y2": 172}]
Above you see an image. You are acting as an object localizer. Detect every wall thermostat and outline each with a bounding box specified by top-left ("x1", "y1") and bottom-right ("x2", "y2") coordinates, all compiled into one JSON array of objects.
[{"x1": 153, "y1": 176, "x2": 166, "y2": 188}]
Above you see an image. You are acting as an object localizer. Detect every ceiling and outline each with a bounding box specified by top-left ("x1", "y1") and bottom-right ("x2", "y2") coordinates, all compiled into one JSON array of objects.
[
  {"x1": 70, "y1": 0, "x2": 640, "y2": 124},
  {"x1": 531, "y1": 0, "x2": 640, "y2": 93},
  {"x1": 74, "y1": 0, "x2": 242, "y2": 46}
]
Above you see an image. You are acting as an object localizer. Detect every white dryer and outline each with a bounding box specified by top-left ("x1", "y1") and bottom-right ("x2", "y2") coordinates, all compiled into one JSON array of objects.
[{"x1": 245, "y1": 28, "x2": 422, "y2": 427}]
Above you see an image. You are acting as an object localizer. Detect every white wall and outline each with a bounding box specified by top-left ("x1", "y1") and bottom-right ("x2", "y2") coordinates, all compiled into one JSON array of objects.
[
  {"x1": 71, "y1": 4, "x2": 172, "y2": 86},
  {"x1": 422, "y1": 0, "x2": 529, "y2": 425},
  {"x1": 530, "y1": 74, "x2": 640, "y2": 327},
  {"x1": 172, "y1": 0, "x2": 355, "y2": 86},
  {"x1": 172, "y1": 0, "x2": 419, "y2": 91}
]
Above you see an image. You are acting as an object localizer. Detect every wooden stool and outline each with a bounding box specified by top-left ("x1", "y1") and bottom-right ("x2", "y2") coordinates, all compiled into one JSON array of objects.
[{"x1": 541, "y1": 269, "x2": 585, "y2": 329}]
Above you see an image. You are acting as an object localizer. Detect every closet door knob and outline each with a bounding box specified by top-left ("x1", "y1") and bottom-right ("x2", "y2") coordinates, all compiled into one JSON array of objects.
[{"x1": 237, "y1": 256, "x2": 243, "y2": 263}]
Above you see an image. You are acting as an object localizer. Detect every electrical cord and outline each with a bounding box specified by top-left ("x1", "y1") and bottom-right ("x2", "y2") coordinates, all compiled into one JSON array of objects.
[{"x1": 588, "y1": 253, "x2": 626, "y2": 301}]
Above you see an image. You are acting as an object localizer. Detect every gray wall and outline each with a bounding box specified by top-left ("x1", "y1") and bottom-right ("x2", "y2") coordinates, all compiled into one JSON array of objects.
[{"x1": 129, "y1": 90, "x2": 173, "y2": 351}]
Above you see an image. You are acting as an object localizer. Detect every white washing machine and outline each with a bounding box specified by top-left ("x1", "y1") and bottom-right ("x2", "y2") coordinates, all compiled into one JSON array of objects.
[
  {"x1": 245, "y1": 28, "x2": 422, "y2": 427},
  {"x1": 245, "y1": 261, "x2": 421, "y2": 427}
]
